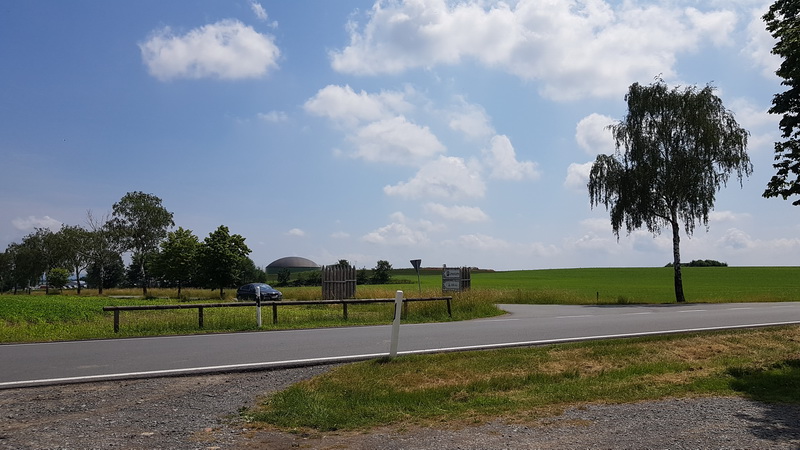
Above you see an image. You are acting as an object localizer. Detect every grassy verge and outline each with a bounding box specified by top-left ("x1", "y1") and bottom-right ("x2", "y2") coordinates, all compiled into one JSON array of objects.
[
  {"x1": 0, "y1": 291, "x2": 500, "y2": 343},
  {"x1": 246, "y1": 326, "x2": 800, "y2": 431},
  {"x1": 2, "y1": 266, "x2": 797, "y2": 343}
]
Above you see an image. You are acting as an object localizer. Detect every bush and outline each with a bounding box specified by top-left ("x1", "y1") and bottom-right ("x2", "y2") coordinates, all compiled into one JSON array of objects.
[{"x1": 665, "y1": 259, "x2": 728, "y2": 268}]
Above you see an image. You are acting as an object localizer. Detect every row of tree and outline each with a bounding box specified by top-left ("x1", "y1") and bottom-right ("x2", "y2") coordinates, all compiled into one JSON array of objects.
[
  {"x1": 0, "y1": 192, "x2": 259, "y2": 297},
  {"x1": 0, "y1": 192, "x2": 400, "y2": 297}
]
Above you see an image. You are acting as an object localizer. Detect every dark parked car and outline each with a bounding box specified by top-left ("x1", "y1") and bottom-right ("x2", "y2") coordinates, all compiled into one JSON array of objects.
[{"x1": 236, "y1": 283, "x2": 283, "y2": 301}]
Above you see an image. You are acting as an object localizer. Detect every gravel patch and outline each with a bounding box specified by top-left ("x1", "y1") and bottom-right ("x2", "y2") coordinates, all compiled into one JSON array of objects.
[{"x1": 2, "y1": 368, "x2": 800, "y2": 449}]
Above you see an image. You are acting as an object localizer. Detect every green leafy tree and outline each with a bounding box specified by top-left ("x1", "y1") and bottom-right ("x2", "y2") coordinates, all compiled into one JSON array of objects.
[
  {"x1": 4, "y1": 243, "x2": 37, "y2": 293},
  {"x1": 86, "y1": 252, "x2": 125, "y2": 290},
  {"x1": 82, "y1": 212, "x2": 126, "y2": 295},
  {"x1": 276, "y1": 268, "x2": 291, "y2": 286},
  {"x1": 110, "y1": 192, "x2": 174, "y2": 295},
  {"x1": 198, "y1": 225, "x2": 251, "y2": 298},
  {"x1": 762, "y1": 0, "x2": 800, "y2": 205},
  {"x1": 46, "y1": 268, "x2": 70, "y2": 293},
  {"x1": 152, "y1": 227, "x2": 200, "y2": 297},
  {"x1": 0, "y1": 251, "x2": 10, "y2": 292},
  {"x1": 237, "y1": 257, "x2": 267, "y2": 284},
  {"x1": 58, "y1": 225, "x2": 92, "y2": 294},
  {"x1": 371, "y1": 260, "x2": 392, "y2": 285},
  {"x1": 589, "y1": 79, "x2": 751, "y2": 303}
]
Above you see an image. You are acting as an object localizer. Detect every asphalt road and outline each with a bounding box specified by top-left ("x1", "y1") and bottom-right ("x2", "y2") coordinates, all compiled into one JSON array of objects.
[{"x1": 3, "y1": 302, "x2": 800, "y2": 389}]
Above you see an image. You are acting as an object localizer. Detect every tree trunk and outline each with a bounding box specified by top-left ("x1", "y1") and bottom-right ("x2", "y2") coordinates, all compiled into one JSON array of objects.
[
  {"x1": 670, "y1": 214, "x2": 686, "y2": 303},
  {"x1": 98, "y1": 263, "x2": 105, "y2": 296},
  {"x1": 74, "y1": 266, "x2": 82, "y2": 295}
]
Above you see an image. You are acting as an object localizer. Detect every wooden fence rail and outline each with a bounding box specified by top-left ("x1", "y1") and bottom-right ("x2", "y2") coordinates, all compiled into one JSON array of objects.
[{"x1": 103, "y1": 296, "x2": 453, "y2": 333}]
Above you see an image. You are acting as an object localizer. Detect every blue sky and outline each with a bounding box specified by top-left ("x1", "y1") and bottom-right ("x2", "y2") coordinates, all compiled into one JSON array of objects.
[{"x1": 1, "y1": 0, "x2": 797, "y2": 271}]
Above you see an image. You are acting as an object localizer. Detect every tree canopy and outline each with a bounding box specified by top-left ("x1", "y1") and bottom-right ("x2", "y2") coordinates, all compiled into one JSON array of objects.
[
  {"x1": 589, "y1": 79, "x2": 751, "y2": 303},
  {"x1": 110, "y1": 191, "x2": 174, "y2": 294},
  {"x1": 198, "y1": 225, "x2": 251, "y2": 298},
  {"x1": 762, "y1": 0, "x2": 800, "y2": 205}
]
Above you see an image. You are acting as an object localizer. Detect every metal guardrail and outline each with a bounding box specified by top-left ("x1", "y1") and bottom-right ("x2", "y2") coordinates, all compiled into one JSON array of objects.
[{"x1": 102, "y1": 296, "x2": 453, "y2": 333}]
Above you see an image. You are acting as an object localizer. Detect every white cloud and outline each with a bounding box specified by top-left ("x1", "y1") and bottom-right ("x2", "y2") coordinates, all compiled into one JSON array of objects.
[
  {"x1": 742, "y1": 4, "x2": 780, "y2": 78},
  {"x1": 576, "y1": 113, "x2": 616, "y2": 156},
  {"x1": 330, "y1": 1, "x2": 739, "y2": 100},
  {"x1": 458, "y1": 233, "x2": 510, "y2": 251},
  {"x1": 361, "y1": 212, "x2": 442, "y2": 246},
  {"x1": 384, "y1": 156, "x2": 485, "y2": 200},
  {"x1": 424, "y1": 202, "x2": 489, "y2": 222},
  {"x1": 140, "y1": 20, "x2": 280, "y2": 80},
  {"x1": 305, "y1": 85, "x2": 443, "y2": 165},
  {"x1": 709, "y1": 210, "x2": 751, "y2": 223},
  {"x1": 482, "y1": 135, "x2": 539, "y2": 181},
  {"x1": 286, "y1": 228, "x2": 305, "y2": 237},
  {"x1": 352, "y1": 116, "x2": 446, "y2": 165},
  {"x1": 718, "y1": 227, "x2": 754, "y2": 249},
  {"x1": 448, "y1": 99, "x2": 494, "y2": 140},
  {"x1": 258, "y1": 111, "x2": 288, "y2": 123},
  {"x1": 331, "y1": 231, "x2": 350, "y2": 239},
  {"x1": 564, "y1": 161, "x2": 594, "y2": 191},
  {"x1": 304, "y1": 84, "x2": 412, "y2": 128},
  {"x1": 11, "y1": 215, "x2": 62, "y2": 232},
  {"x1": 250, "y1": 1, "x2": 268, "y2": 21}
]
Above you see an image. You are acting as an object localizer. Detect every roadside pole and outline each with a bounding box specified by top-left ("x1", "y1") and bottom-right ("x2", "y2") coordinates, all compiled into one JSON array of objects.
[
  {"x1": 255, "y1": 285, "x2": 262, "y2": 327},
  {"x1": 389, "y1": 290, "x2": 403, "y2": 358}
]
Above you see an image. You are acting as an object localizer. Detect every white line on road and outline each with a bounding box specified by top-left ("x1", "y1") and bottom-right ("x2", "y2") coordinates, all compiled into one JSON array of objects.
[{"x1": 7, "y1": 320, "x2": 800, "y2": 389}]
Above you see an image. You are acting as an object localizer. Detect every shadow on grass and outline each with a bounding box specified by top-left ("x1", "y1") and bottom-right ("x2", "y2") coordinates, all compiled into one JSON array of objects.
[{"x1": 728, "y1": 359, "x2": 800, "y2": 444}]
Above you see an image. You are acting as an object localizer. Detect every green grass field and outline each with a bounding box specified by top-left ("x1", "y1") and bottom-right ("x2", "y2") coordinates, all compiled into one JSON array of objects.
[{"x1": 1, "y1": 266, "x2": 798, "y2": 343}]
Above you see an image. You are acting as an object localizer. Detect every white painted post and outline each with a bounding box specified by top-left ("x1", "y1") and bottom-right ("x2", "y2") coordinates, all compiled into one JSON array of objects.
[
  {"x1": 255, "y1": 285, "x2": 262, "y2": 327},
  {"x1": 390, "y1": 290, "x2": 403, "y2": 358}
]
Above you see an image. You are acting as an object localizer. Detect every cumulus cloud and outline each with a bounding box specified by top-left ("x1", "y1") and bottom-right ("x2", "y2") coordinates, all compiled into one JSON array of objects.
[
  {"x1": 384, "y1": 156, "x2": 485, "y2": 200},
  {"x1": 305, "y1": 85, "x2": 442, "y2": 164},
  {"x1": 448, "y1": 99, "x2": 494, "y2": 140},
  {"x1": 140, "y1": 19, "x2": 280, "y2": 80},
  {"x1": 12, "y1": 215, "x2": 62, "y2": 232},
  {"x1": 424, "y1": 202, "x2": 489, "y2": 222},
  {"x1": 718, "y1": 227, "x2": 754, "y2": 249},
  {"x1": 352, "y1": 116, "x2": 446, "y2": 165},
  {"x1": 286, "y1": 228, "x2": 305, "y2": 237},
  {"x1": 361, "y1": 212, "x2": 442, "y2": 246},
  {"x1": 304, "y1": 84, "x2": 412, "y2": 127},
  {"x1": 564, "y1": 161, "x2": 593, "y2": 191},
  {"x1": 330, "y1": 0, "x2": 739, "y2": 100},
  {"x1": 482, "y1": 135, "x2": 539, "y2": 181},
  {"x1": 250, "y1": 1, "x2": 268, "y2": 21},
  {"x1": 576, "y1": 113, "x2": 616, "y2": 155},
  {"x1": 742, "y1": 5, "x2": 780, "y2": 78}
]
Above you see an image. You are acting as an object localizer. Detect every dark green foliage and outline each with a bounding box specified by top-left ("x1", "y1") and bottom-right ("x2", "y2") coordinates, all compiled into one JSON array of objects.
[
  {"x1": 110, "y1": 192, "x2": 175, "y2": 295},
  {"x1": 237, "y1": 257, "x2": 267, "y2": 284},
  {"x1": 46, "y1": 268, "x2": 70, "y2": 291},
  {"x1": 762, "y1": 0, "x2": 800, "y2": 205},
  {"x1": 197, "y1": 225, "x2": 251, "y2": 298},
  {"x1": 151, "y1": 227, "x2": 200, "y2": 296},
  {"x1": 86, "y1": 253, "x2": 125, "y2": 289},
  {"x1": 356, "y1": 267, "x2": 369, "y2": 285},
  {"x1": 589, "y1": 78, "x2": 751, "y2": 302},
  {"x1": 276, "y1": 268, "x2": 291, "y2": 286},
  {"x1": 665, "y1": 260, "x2": 728, "y2": 267},
  {"x1": 370, "y1": 260, "x2": 392, "y2": 284}
]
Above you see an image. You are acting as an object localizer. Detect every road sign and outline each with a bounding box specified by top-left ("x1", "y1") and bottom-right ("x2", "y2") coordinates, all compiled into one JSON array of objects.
[
  {"x1": 443, "y1": 268, "x2": 461, "y2": 279},
  {"x1": 442, "y1": 280, "x2": 461, "y2": 290}
]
